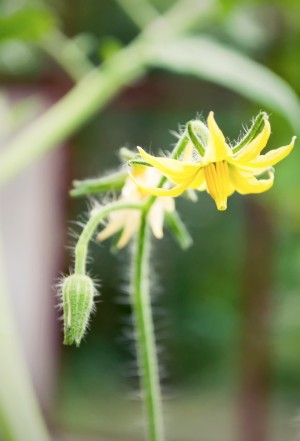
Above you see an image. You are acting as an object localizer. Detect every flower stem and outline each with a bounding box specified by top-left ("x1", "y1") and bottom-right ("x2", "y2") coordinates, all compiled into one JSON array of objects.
[
  {"x1": 129, "y1": 126, "x2": 190, "y2": 441},
  {"x1": 0, "y1": 232, "x2": 49, "y2": 441},
  {"x1": 74, "y1": 201, "x2": 143, "y2": 275},
  {"x1": 131, "y1": 214, "x2": 164, "y2": 441}
]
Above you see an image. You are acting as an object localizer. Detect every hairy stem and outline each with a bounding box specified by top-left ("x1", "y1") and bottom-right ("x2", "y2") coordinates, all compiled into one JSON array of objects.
[
  {"x1": 72, "y1": 128, "x2": 191, "y2": 439},
  {"x1": 128, "y1": 129, "x2": 190, "y2": 440},
  {"x1": 0, "y1": 232, "x2": 49, "y2": 441},
  {"x1": 131, "y1": 214, "x2": 164, "y2": 441},
  {"x1": 74, "y1": 200, "x2": 143, "y2": 274}
]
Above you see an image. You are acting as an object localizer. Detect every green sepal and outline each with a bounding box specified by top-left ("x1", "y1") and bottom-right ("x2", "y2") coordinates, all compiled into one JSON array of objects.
[
  {"x1": 62, "y1": 274, "x2": 96, "y2": 347},
  {"x1": 127, "y1": 157, "x2": 153, "y2": 167},
  {"x1": 165, "y1": 211, "x2": 193, "y2": 250},
  {"x1": 232, "y1": 111, "x2": 267, "y2": 154},
  {"x1": 187, "y1": 120, "x2": 207, "y2": 156},
  {"x1": 0, "y1": 8, "x2": 56, "y2": 43},
  {"x1": 70, "y1": 170, "x2": 127, "y2": 197}
]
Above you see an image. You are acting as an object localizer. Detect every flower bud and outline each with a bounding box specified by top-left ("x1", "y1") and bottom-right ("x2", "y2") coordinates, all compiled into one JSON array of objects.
[{"x1": 62, "y1": 274, "x2": 97, "y2": 347}]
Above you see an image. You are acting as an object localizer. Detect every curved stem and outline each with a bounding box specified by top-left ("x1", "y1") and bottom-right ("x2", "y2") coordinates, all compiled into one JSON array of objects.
[
  {"x1": 74, "y1": 200, "x2": 143, "y2": 274},
  {"x1": 72, "y1": 127, "x2": 191, "y2": 440},
  {"x1": 131, "y1": 214, "x2": 164, "y2": 441}
]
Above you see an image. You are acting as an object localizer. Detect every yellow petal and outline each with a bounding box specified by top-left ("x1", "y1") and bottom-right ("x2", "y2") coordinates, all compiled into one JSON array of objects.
[
  {"x1": 240, "y1": 136, "x2": 295, "y2": 169},
  {"x1": 181, "y1": 141, "x2": 195, "y2": 161},
  {"x1": 204, "y1": 112, "x2": 232, "y2": 162},
  {"x1": 234, "y1": 117, "x2": 271, "y2": 162},
  {"x1": 129, "y1": 172, "x2": 188, "y2": 197},
  {"x1": 229, "y1": 166, "x2": 274, "y2": 194},
  {"x1": 137, "y1": 147, "x2": 199, "y2": 184},
  {"x1": 188, "y1": 168, "x2": 205, "y2": 189}
]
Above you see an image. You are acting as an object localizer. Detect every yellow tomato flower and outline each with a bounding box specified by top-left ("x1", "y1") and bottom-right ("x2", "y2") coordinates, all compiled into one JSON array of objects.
[
  {"x1": 130, "y1": 112, "x2": 295, "y2": 211},
  {"x1": 97, "y1": 165, "x2": 174, "y2": 248}
]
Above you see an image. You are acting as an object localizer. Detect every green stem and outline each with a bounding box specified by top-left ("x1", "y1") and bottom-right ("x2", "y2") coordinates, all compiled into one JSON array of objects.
[
  {"x1": 74, "y1": 200, "x2": 143, "y2": 274},
  {"x1": 128, "y1": 129, "x2": 190, "y2": 441},
  {"x1": 0, "y1": 232, "x2": 49, "y2": 441},
  {"x1": 131, "y1": 214, "x2": 164, "y2": 441},
  {"x1": 72, "y1": 128, "x2": 191, "y2": 439}
]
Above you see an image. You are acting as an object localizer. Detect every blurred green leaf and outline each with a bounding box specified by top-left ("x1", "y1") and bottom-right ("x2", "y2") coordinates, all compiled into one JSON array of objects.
[
  {"x1": 148, "y1": 36, "x2": 300, "y2": 132},
  {"x1": 0, "y1": 41, "x2": 39, "y2": 74},
  {"x1": 0, "y1": 8, "x2": 56, "y2": 43},
  {"x1": 99, "y1": 36, "x2": 123, "y2": 61}
]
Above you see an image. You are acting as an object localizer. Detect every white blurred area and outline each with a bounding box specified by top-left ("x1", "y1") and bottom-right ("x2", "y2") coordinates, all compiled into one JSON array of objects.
[{"x1": 0, "y1": 89, "x2": 67, "y2": 414}]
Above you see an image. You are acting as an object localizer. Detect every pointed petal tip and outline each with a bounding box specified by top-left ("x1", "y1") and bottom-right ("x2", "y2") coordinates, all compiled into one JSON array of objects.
[
  {"x1": 207, "y1": 111, "x2": 215, "y2": 123},
  {"x1": 136, "y1": 146, "x2": 147, "y2": 157},
  {"x1": 263, "y1": 116, "x2": 271, "y2": 131},
  {"x1": 288, "y1": 135, "x2": 296, "y2": 152}
]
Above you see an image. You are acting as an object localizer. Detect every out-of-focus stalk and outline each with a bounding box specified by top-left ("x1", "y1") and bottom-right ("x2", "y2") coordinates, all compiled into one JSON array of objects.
[{"x1": 0, "y1": 232, "x2": 49, "y2": 441}]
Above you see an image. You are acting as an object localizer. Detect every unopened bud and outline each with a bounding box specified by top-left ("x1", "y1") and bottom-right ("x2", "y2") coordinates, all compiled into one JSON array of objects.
[{"x1": 62, "y1": 274, "x2": 97, "y2": 347}]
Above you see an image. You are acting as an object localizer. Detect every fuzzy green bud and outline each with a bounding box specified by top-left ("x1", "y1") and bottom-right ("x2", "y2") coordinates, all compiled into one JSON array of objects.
[{"x1": 61, "y1": 274, "x2": 97, "y2": 347}]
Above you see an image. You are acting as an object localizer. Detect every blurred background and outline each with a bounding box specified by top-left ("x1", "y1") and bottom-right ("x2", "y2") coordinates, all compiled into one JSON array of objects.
[{"x1": 1, "y1": 0, "x2": 300, "y2": 440}]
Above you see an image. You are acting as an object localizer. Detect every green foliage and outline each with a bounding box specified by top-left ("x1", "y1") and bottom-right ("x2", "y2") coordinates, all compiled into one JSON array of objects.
[
  {"x1": 0, "y1": 8, "x2": 56, "y2": 43},
  {"x1": 148, "y1": 36, "x2": 300, "y2": 132},
  {"x1": 98, "y1": 36, "x2": 123, "y2": 61}
]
